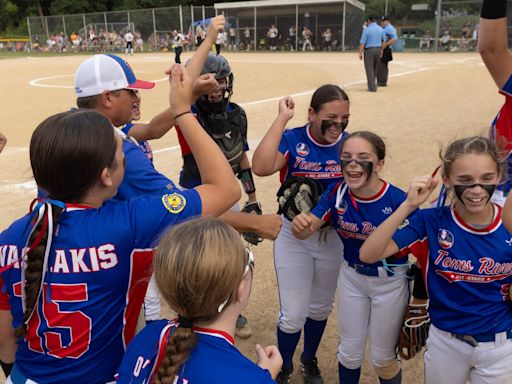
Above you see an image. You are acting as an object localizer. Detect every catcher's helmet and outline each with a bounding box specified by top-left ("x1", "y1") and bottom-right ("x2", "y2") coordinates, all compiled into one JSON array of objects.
[{"x1": 196, "y1": 54, "x2": 234, "y2": 116}]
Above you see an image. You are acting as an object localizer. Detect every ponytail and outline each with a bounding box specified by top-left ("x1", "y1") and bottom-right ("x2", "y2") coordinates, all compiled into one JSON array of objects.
[
  {"x1": 15, "y1": 201, "x2": 64, "y2": 338},
  {"x1": 154, "y1": 327, "x2": 197, "y2": 384}
]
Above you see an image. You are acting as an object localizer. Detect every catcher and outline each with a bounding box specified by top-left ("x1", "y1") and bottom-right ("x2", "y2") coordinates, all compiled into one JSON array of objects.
[{"x1": 175, "y1": 54, "x2": 282, "y2": 338}]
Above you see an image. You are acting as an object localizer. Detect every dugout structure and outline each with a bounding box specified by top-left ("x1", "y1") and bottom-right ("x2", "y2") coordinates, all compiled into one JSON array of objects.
[{"x1": 214, "y1": 0, "x2": 365, "y2": 51}]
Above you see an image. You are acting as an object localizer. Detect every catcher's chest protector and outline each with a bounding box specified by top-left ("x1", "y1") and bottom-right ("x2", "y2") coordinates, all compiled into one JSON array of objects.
[{"x1": 197, "y1": 104, "x2": 247, "y2": 173}]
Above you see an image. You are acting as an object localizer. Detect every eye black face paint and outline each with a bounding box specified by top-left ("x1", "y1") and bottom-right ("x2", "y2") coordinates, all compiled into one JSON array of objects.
[
  {"x1": 341, "y1": 159, "x2": 374, "y2": 180},
  {"x1": 320, "y1": 119, "x2": 348, "y2": 136},
  {"x1": 453, "y1": 183, "x2": 496, "y2": 205}
]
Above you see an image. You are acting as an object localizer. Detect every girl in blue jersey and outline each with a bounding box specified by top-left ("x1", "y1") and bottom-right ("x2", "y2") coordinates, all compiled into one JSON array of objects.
[
  {"x1": 253, "y1": 85, "x2": 350, "y2": 384},
  {"x1": 292, "y1": 131, "x2": 408, "y2": 384},
  {"x1": 116, "y1": 217, "x2": 282, "y2": 383},
  {"x1": 361, "y1": 136, "x2": 512, "y2": 384},
  {"x1": 0, "y1": 64, "x2": 240, "y2": 384}
]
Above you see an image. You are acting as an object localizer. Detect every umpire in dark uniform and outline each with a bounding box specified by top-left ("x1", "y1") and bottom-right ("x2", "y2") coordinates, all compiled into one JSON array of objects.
[
  {"x1": 359, "y1": 16, "x2": 385, "y2": 92},
  {"x1": 377, "y1": 16, "x2": 398, "y2": 87}
]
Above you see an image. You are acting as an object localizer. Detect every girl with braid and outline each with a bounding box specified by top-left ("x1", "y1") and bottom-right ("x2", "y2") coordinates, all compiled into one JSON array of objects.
[
  {"x1": 0, "y1": 64, "x2": 240, "y2": 384},
  {"x1": 116, "y1": 217, "x2": 282, "y2": 383}
]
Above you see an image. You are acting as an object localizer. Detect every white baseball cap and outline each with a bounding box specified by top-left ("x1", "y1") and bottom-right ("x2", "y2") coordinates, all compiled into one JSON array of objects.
[{"x1": 74, "y1": 54, "x2": 155, "y2": 97}]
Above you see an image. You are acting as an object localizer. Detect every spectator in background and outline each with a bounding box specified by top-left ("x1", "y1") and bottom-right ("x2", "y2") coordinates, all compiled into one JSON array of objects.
[
  {"x1": 288, "y1": 25, "x2": 296, "y2": 51},
  {"x1": 70, "y1": 31, "x2": 80, "y2": 52},
  {"x1": 461, "y1": 19, "x2": 472, "y2": 38},
  {"x1": 419, "y1": 30, "x2": 432, "y2": 51},
  {"x1": 322, "y1": 28, "x2": 332, "y2": 51},
  {"x1": 440, "y1": 30, "x2": 452, "y2": 51},
  {"x1": 135, "y1": 32, "x2": 144, "y2": 52},
  {"x1": 229, "y1": 27, "x2": 237, "y2": 51},
  {"x1": 215, "y1": 30, "x2": 224, "y2": 55},
  {"x1": 172, "y1": 29, "x2": 185, "y2": 64},
  {"x1": 88, "y1": 27, "x2": 95, "y2": 43},
  {"x1": 196, "y1": 23, "x2": 206, "y2": 46},
  {"x1": 243, "y1": 27, "x2": 251, "y2": 51},
  {"x1": 302, "y1": 26, "x2": 313, "y2": 51},
  {"x1": 472, "y1": 24, "x2": 479, "y2": 51},
  {"x1": 124, "y1": 30, "x2": 134, "y2": 55},
  {"x1": 268, "y1": 24, "x2": 279, "y2": 51}
]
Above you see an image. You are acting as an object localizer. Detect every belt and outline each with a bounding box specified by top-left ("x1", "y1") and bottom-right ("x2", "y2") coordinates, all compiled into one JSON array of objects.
[
  {"x1": 451, "y1": 329, "x2": 512, "y2": 347},
  {"x1": 347, "y1": 261, "x2": 402, "y2": 277}
]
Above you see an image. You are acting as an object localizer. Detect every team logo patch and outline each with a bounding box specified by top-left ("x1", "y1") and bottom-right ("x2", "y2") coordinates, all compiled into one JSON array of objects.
[
  {"x1": 162, "y1": 193, "x2": 186, "y2": 214},
  {"x1": 336, "y1": 200, "x2": 348, "y2": 215},
  {"x1": 438, "y1": 229, "x2": 454, "y2": 249},
  {"x1": 296, "y1": 142, "x2": 309, "y2": 156}
]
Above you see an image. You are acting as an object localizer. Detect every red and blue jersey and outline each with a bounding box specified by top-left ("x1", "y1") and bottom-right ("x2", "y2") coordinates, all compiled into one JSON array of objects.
[
  {"x1": 121, "y1": 123, "x2": 153, "y2": 162},
  {"x1": 116, "y1": 319, "x2": 275, "y2": 384},
  {"x1": 312, "y1": 180, "x2": 407, "y2": 267},
  {"x1": 392, "y1": 204, "x2": 512, "y2": 335},
  {"x1": 278, "y1": 124, "x2": 346, "y2": 189},
  {"x1": 0, "y1": 191, "x2": 201, "y2": 384},
  {"x1": 489, "y1": 75, "x2": 512, "y2": 193}
]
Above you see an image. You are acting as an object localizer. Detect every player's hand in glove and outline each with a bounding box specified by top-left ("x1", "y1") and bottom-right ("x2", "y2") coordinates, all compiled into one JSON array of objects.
[
  {"x1": 397, "y1": 300, "x2": 430, "y2": 360},
  {"x1": 241, "y1": 201, "x2": 264, "y2": 245}
]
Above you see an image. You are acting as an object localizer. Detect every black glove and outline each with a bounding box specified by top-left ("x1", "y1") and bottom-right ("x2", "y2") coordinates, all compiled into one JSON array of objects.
[{"x1": 241, "y1": 201, "x2": 263, "y2": 245}]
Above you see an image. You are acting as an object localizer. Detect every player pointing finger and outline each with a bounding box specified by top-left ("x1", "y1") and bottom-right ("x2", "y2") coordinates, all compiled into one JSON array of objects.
[{"x1": 361, "y1": 136, "x2": 512, "y2": 384}]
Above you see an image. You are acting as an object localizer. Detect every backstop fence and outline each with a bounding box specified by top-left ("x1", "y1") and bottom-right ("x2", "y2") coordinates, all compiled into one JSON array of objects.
[{"x1": 21, "y1": 0, "x2": 511, "y2": 54}]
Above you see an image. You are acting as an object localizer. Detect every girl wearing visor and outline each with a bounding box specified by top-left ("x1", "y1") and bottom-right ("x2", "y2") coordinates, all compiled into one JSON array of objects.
[
  {"x1": 292, "y1": 131, "x2": 409, "y2": 384},
  {"x1": 253, "y1": 85, "x2": 350, "y2": 384}
]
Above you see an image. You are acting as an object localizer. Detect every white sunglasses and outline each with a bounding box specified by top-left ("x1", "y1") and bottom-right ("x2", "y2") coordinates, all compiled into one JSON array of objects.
[{"x1": 217, "y1": 248, "x2": 254, "y2": 313}]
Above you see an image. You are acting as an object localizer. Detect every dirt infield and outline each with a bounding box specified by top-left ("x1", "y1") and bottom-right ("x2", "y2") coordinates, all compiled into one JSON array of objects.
[{"x1": 0, "y1": 51, "x2": 502, "y2": 383}]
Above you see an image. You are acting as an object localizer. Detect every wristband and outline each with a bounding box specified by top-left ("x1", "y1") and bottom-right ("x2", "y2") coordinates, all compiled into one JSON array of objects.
[
  {"x1": 237, "y1": 168, "x2": 256, "y2": 195},
  {"x1": 174, "y1": 111, "x2": 192, "y2": 120},
  {"x1": 481, "y1": 0, "x2": 507, "y2": 19}
]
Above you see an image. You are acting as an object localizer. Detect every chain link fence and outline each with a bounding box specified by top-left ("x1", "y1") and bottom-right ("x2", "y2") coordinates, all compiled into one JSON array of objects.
[
  {"x1": 25, "y1": 1, "x2": 365, "y2": 53},
  {"x1": 21, "y1": 0, "x2": 511, "y2": 54}
]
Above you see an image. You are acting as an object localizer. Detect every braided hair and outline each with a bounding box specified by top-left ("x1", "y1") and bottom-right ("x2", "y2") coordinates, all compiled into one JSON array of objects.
[
  {"x1": 153, "y1": 218, "x2": 247, "y2": 383},
  {"x1": 16, "y1": 110, "x2": 117, "y2": 337}
]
